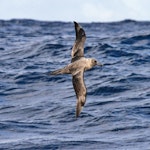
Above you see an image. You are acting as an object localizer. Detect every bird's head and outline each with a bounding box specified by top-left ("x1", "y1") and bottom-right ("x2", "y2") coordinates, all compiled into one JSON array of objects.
[{"x1": 91, "y1": 59, "x2": 103, "y2": 67}]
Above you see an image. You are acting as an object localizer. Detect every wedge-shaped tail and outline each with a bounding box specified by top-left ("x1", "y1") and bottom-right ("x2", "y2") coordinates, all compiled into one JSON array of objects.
[
  {"x1": 50, "y1": 68, "x2": 64, "y2": 75},
  {"x1": 50, "y1": 67, "x2": 70, "y2": 75}
]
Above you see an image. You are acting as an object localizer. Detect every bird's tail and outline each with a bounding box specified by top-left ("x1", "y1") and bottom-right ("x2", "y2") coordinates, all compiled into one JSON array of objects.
[
  {"x1": 49, "y1": 67, "x2": 70, "y2": 75},
  {"x1": 50, "y1": 68, "x2": 64, "y2": 75}
]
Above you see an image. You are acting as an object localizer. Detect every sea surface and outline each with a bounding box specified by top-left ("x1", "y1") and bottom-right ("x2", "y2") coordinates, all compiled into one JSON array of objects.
[{"x1": 0, "y1": 19, "x2": 150, "y2": 150}]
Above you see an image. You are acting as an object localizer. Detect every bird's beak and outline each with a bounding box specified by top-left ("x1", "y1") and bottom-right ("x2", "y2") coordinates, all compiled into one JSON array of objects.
[{"x1": 97, "y1": 62, "x2": 103, "y2": 66}]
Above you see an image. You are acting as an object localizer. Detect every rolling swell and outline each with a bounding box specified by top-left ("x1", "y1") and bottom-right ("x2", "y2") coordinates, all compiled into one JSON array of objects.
[
  {"x1": 121, "y1": 34, "x2": 150, "y2": 44},
  {"x1": 0, "y1": 19, "x2": 150, "y2": 150}
]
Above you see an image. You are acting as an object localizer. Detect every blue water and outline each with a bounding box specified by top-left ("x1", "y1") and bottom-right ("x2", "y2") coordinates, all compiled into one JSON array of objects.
[{"x1": 0, "y1": 19, "x2": 150, "y2": 149}]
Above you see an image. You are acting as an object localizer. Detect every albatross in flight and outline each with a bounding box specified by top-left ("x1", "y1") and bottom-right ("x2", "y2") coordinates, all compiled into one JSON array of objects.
[{"x1": 50, "y1": 21, "x2": 102, "y2": 118}]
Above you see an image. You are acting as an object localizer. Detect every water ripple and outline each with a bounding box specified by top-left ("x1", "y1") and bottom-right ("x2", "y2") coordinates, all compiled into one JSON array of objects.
[{"x1": 0, "y1": 19, "x2": 150, "y2": 150}]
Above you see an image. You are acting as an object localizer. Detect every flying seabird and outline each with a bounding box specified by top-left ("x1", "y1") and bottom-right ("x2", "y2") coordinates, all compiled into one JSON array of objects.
[{"x1": 50, "y1": 21, "x2": 102, "y2": 118}]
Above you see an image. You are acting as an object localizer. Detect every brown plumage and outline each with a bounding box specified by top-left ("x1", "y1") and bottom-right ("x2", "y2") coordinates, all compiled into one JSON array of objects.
[{"x1": 50, "y1": 21, "x2": 102, "y2": 118}]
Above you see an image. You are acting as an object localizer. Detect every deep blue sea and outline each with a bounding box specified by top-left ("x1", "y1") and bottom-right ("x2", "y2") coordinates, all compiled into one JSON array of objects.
[{"x1": 0, "y1": 19, "x2": 150, "y2": 149}]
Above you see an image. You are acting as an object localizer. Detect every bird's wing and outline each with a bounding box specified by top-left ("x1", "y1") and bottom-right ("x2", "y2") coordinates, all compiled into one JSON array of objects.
[
  {"x1": 72, "y1": 70, "x2": 86, "y2": 117},
  {"x1": 71, "y1": 22, "x2": 86, "y2": 62}
]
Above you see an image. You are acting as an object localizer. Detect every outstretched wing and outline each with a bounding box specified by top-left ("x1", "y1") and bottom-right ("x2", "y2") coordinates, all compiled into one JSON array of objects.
[
  {"x1": 72, "y1": 70, "x2": 87, "y2": 117},
  {"x1": 71, "y1": 22, "x2": 86, "y2": 62}
]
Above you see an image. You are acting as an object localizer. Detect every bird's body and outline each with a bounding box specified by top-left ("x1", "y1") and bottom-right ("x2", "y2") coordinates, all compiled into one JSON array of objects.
[
  {"x1": 50, "y1": 22, "x2": 102, "y2": 117},
  {"x1": 51, "y1": 57, "x2": 97, "y2": 75}
]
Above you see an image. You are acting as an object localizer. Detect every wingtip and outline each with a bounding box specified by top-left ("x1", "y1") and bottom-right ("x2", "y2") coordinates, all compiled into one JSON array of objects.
[
  {"x1": 74, "y1": 21, "x2": 82, "y2": 27},
  {"x1": 76, "y1": 101, "x2": 83, "y2": 118},
  {"x1": 73, "y1": 21, "x2": 78, "y2": 27},
  {"x1": 73, "y1": 21, "x2": 77, "y2": 24},
  {"x1": 76, "y1": 110, "x2": 79, "y2": 118}
]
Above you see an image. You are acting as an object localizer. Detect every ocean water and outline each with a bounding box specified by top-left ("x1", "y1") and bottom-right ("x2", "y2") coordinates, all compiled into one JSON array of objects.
[{"x1": 0, "y1": 19, "x2": 150, "y2": 149}]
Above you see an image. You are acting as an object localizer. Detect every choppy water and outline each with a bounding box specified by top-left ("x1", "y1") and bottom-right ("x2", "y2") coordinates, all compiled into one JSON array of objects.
[{"x1": 0, "y1": 19, "x2": 150, "y2": 149}]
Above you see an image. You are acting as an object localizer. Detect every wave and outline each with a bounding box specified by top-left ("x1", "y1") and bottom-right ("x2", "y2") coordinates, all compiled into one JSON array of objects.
[
  {"x1": 0, "y1": 19, "x2": 150, "y2": 150},
  {"x1": 121, "y1": 34, "x2": 150, "y2": 44},
  {"x1": 89, "y1": 85, "x2": 129, "y2": 96}
]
